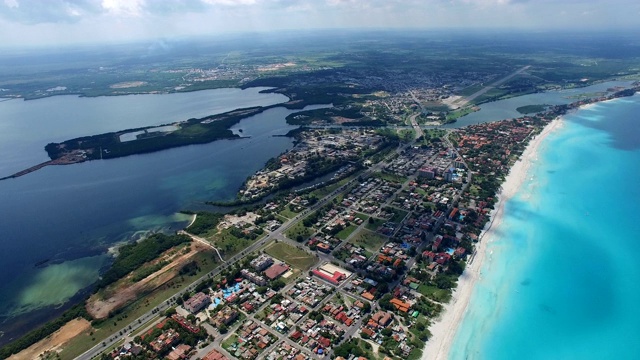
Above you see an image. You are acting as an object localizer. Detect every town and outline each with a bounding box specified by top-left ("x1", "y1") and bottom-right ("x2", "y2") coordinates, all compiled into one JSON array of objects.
[{"x1": 91, "y1": 93, "x2": 607, "y2": 360}]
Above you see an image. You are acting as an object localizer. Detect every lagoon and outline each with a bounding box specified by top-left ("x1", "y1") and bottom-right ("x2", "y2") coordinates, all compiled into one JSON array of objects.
[
  {"x1": 0, "y1": 87, "x2": 288, "y2": 177},
  {"x1": 0, "y1": 89, "x2": 308, "y2": 345}
]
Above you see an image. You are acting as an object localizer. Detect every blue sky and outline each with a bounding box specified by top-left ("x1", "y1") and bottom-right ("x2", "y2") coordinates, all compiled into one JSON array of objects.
[{"x1": 1, "y1": 0, "x2": 639, "y2": 47}]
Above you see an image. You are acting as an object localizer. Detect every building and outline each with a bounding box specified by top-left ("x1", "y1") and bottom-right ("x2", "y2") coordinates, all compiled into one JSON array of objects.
[
  {"x1": 149, "y1": 329, "x2": 180, "y2": 353},
  {"x1": 241, "y1": 269, "x2": 268, "y2": 286},
  {"x1": 418, "y1": 167, "x2": 435, "y2": 179},
  {"x1": 264, "y1": 263, "x2": 290, "y2": 280},
  {"x1": 211, "y1": 307, "x2": 239, "y2": 327},
  {"x1": 203, "y1": 349, "x2": 230, "y2": 360},
  {"x1": 251, "y1": 254, "x2": 274, "y2": 271},
  {"x1": 167, "y1": 344, "x2": 191, "y2": 360},
  {"x1": 390, "y1": 298, "x2": 411, "y2": 313},
  {"x1": 311, "y1": 264, "x2": 351, "y2": 285},
  {"x1": 312, "y1": 269, "x2": 345, "y2": 285},
  {"x1": 371, "y1": 311, "x2": 393, "y2": 327},
  {"x1": 184, "y1": 292, "x2": 211, "y2": 314}
]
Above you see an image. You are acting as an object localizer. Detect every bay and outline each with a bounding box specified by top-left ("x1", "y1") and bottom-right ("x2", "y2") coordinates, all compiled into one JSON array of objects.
[
  {"x1": 0, "y1": 89, "x2": 318, "y2": 345},
  {"x1": 0, "y1": 87, "x2": 288, "y2": 177}
]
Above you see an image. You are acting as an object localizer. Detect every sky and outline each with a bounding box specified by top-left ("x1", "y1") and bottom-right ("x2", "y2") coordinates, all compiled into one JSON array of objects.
[{"x1": 1, "y1": 0, "x2": 639, "y2": 48}]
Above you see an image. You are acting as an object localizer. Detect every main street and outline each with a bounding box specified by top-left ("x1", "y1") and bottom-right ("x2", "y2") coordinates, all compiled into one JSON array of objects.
[{"x1": 78, "y1": 129, "x2": 465, "y2": 360}]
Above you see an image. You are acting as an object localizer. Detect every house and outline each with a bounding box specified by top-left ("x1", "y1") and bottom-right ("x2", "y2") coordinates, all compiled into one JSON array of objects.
[
  {"x1": 167, "y1": 344, "x2": 191, "y2": 360},
  {"x1": 371, "y1": 311, "x2": 392, "y2": 327},
  {"x1": 390, "y1": 298, "x2": 411, "y2": 313}
]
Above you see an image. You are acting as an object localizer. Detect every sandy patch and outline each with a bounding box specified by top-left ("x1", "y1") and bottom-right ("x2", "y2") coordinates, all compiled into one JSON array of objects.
[
  {"x1": 441, "y1": 95, "x2": 463, "y2": 109},
  {"x1": 8, "y1": 318, "x2": 92, "y2": 360},
  {"x1": 421, "y1": 117, "x2": 563, "y2": 360},
  {"x1": 86, "y1": 242, "x2": 207, "y2": 319},
  {"x1": 109, "y1": 81, "x2": 148, "y2": 89}
]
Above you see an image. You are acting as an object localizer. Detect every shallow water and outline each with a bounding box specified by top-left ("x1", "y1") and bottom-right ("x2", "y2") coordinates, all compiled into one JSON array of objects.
[{"x1": 449, "y1": 94, "x2": 640, "y2": 359}]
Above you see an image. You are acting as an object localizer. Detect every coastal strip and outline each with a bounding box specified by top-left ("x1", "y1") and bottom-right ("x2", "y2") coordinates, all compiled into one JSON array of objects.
[{"x1": 422, "y1": 115, "x2": 564, "y2": 360}]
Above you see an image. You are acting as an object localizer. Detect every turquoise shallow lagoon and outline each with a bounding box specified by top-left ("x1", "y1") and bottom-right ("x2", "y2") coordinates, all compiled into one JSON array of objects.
[{"x1": 450, "y1": 95, "x2": 640, "y2": 359}]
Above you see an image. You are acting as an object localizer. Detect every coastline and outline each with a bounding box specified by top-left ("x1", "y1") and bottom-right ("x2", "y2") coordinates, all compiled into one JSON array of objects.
[{"x1": 421, "y1": 116, "x2": 564, "y2": 360}]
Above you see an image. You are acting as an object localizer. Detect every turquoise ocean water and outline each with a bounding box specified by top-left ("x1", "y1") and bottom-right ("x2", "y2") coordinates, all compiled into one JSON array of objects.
[{"x1": 449, "y1": 94, "x2": 640, "y2": 359}]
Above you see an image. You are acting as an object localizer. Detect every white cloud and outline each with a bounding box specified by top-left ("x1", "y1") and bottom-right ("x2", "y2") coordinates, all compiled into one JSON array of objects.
[
  {"x1": 4, "y1": 0, "x2": 19, "y2": 9},
  {"x1": 101, "y1": 0, "x2": 145, "y2": 16}
]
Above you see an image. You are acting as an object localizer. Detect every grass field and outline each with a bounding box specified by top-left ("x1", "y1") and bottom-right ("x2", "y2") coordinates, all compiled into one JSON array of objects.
[
  {"x1": 349, "y1": 229, "x2": 389, "y2": 252},
  {"x1": 388, "y1": 208, "x2": 409, "y2": 223},
  {"x1": 279, "y1": 207, "x2": 299, "y2": 219},
  {"x1": 446, "y1": 106, "x2": 477, "y2": 121},
  {"x1": 418, "y1": 284, "x2": 452, "y2": 303},
  {"x1": 364, "y1": 217, "x2": 386, "y2": 231},
  {"x1": 374, "y1": 172, "x2": 407, "y2": 184},
  {"x1": 285, "y1": 219, "x2": 315, "y2": 241},
  {"x1": 335, "y1": 224, "x2": 358, "y2": 240},
  {"x1": 264, "y1": 242, "x2": 317, "y2": 270},
  {"x1": 354, "y1": 212, "x2": 369, "y2": 221},
  {"x1": 457, "y1": 83, "x2": 484, "y2": 97},
  {"x1": 214, "y1": 228, "x2": 258, "y2": 259}
]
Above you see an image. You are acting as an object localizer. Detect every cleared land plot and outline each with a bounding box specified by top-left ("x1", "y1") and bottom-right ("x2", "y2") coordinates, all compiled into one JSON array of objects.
[
  {"x1": 59, "y1": 251, "x2": 218, "y2": 360},
  {"x1": 265, "y1": 242, "x2": 317, "y2": 270},
  {"x1": 285, "y1": 220, "x2": 315, "y2": 241},
  {"x1": 373, "y1": 172, "x2": 407, "y2": 184},
  {"x1": 336, "y1": 224, "x2": 358, "y2": 240},
  {"x1": 365, "y1": 217, "x2": 386, "y2": 231},
  {"x1": 8, "y1": 318, "x2": 92, "y2": 360},
  {"x1": 387, "y1": 208, "x2": 409, "y2": 223},
  {"x1": 279, "y1": 207, "x2": 299, "y2": 219},
  {"x1": 418, "y1": 284, "x2": 452, "y2": 303},
  {"x1": 349, "y1": 229, "x2": 389, "y2": 252}
]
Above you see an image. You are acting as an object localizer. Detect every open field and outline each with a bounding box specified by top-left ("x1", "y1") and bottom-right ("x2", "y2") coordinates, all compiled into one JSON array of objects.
[
  {"x1": 365, "y1": 217, "x2": 386, "y2": 231},
  {"x1": 418, "y1": 284, "x2": 453, "y2": 303},
  {"x1": 336, "y1": 224, "x2": 359, "y2": 240},
  {"x1": 285, "y1": 220, "x2": 315, "y2": 241},
  {"x1": 86, "y1": 242, "x2": 206, "y2": 319},
  {"x1": 265, "y1": 242, "x2": 318, "y2": 270},
  {"x1": 8, "y1": 319, "x2": 92, "y2": 360},
  {"x1": 373, "y1": 172, "x2": 407, "y2": 184},
  {"x1": 349, "y1": 229, "x2": 389, "y2": 252},
  {"x1": 279, "y1": 207, "x2": 299, "y2": 219},
  {"x1": 57, "y1": 251, "x2": 218, "y2": 360}
]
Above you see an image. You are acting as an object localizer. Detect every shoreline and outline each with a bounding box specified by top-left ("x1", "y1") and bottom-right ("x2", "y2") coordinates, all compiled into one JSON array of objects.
[
  {"x1": 186, "y1": 214, "x2": 197, "y2": 229},
  {"x1": 421, "y1": 116, "x2": 564, "y2": 360}
]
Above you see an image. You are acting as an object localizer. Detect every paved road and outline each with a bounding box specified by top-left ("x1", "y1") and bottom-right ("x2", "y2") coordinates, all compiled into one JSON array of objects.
[
  {"x1": 77, "y1": 143, "x2": 406, "y2": 360},
  {"x1": 454, "y1": 65, "x2": 531, "y2": 107}
]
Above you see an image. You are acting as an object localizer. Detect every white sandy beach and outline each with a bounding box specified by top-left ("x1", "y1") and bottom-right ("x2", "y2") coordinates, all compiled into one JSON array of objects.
[{"x1": 421, "y1": 116, "x2": 564, "y2": 360}]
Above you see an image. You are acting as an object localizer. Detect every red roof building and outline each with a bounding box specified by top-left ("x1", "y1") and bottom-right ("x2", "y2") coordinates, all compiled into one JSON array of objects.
[{"x1": 264, "y1": 263, "x2": 290, "y2": 280}]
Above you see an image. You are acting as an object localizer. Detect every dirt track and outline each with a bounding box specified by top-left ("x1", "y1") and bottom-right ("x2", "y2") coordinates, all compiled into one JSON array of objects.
[
  {"x1": 86, "y1": 242, "x2": 206, "y2": 319},
  {"x1": 8, "y1": 318, "x2": 92, "y2": 360}
]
